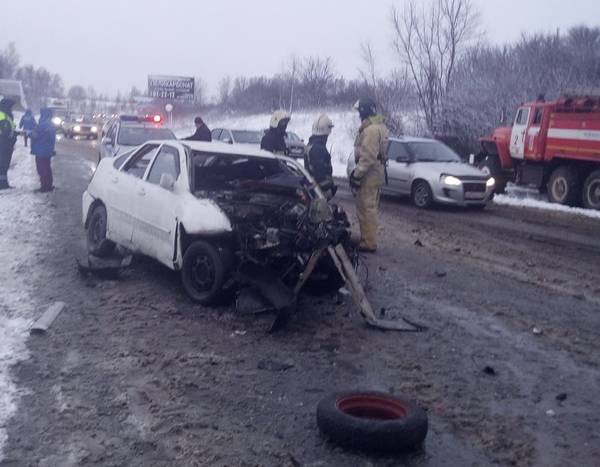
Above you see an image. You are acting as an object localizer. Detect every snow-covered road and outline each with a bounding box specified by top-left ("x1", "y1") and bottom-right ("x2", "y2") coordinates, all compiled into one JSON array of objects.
[{"x1": 0, "y1": 144, "x2": 52, "y2": 459}]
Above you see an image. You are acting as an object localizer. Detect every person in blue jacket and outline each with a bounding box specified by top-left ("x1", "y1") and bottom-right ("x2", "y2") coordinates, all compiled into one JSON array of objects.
[
  {"x1": 19, "y1": 109, "x2": 37, "y2": 147},
  {"x1": 30, "y1": 108, "x2": 57, "y2": 192}
]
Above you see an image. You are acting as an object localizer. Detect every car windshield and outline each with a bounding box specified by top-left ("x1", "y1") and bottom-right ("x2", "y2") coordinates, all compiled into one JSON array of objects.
[
  {"x1": 117, "y1": 127, "x2": 176, "y2": 146},
  {"x1": 231, "y1": 130, "x2": 263, "y2": 144},
  {"x1": 405, "y1": 141, "x2": 462, "y2": 163},
  {"x1": 287, "y1": 132, "x2": 301, "y2": 142}
]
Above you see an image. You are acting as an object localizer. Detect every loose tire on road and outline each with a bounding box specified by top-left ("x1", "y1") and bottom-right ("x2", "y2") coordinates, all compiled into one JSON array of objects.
[
  {"x1": 547, "y1": 166, "x2": 580, "y2": 206},
  {"x1": 181, "y1": 240, "x2": 226, "y2": 305},
  {"x1": 478, "y1": 156, "x2": 506, "y2": 194},
  {"x1": 316, "y1": 391, "x2": 428, "y2": 453},
  {"x1": 411, "y1": 181, "x2": 433, "y2": 209},
  {"x1": 86, "y1": 204, "x2": 115, "y2": 258},
  {"x1": 582, "y1": 169, "x2": 600, "y2": 210}
]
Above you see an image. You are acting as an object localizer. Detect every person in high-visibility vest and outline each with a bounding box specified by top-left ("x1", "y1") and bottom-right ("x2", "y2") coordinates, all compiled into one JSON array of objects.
[{"x1": 0, "y1": 98, "x2": 17, "y2": 190}]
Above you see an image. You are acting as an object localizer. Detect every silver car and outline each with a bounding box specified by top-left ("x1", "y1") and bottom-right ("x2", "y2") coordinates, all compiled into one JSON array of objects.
[{"x1": 348, "y1": 136, "x2": 495, "y2": 208}]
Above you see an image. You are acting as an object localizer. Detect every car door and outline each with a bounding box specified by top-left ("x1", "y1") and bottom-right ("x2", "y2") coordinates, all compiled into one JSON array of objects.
[
  {"x1": 101, "y1": 122, "x2": 118, "y2": 159},
  {"x1": 131, "y1": 144, "x2": 183, "y2": 266},
  {"x1": 510, "y1": 106, "x2": 530, "y2": 160},
  {"x1": 385, "y1": 141, "x2": 412, "y2": 194},
  {"x1": 105, "y1": 143, "x2": 160, "y2": 246}
]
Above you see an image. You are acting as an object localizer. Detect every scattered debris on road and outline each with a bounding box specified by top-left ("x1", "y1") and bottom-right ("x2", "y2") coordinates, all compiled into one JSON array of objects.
[{"x1": 30, "y1": 302, "x2": 66, "y2": 335}]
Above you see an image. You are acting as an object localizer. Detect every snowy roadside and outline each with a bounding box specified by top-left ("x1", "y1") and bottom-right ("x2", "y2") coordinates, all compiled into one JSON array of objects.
[
  {"x1": 0, "y1": 143, "x2": 52, "y2": 459},
  {"x1": 494, "y1": 193, "x2": 600, "y2": 220}
]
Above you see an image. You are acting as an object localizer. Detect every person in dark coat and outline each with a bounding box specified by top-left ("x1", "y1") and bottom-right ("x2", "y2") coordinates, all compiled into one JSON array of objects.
[
  {"x1": 184, "y1": 116, "x2": 212, "y2": 142},
  {"x1": 304, "y1": 114, "x2": 336, "y2": 200},
  {"x1": 30, "y1": 107, "x2": 57, "y2": 192},
  {"x1": 261, "y1": 110, "x2": 290, "y2": 155},
  {"x1": 0, "y1": 98, "x2": 17, "y2": 190},
  {"x1": 19, "y1": 109, "x2": 37, "y2": 147}
]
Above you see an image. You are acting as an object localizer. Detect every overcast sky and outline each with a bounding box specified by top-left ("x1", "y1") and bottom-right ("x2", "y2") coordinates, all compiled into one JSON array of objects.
[{"x1": 1, "y1": 0, "x2": 599, "y2": 98}]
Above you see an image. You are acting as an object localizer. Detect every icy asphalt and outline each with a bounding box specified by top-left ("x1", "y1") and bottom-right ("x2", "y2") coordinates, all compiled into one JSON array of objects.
[{"x1": 0, "y1": 135, "x2": 599, "y2": 466}]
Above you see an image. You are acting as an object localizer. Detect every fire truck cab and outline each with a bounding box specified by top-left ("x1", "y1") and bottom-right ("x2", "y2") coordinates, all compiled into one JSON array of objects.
[{"x1": 477, "y1": 92, "x2": 600, "y2": 210}]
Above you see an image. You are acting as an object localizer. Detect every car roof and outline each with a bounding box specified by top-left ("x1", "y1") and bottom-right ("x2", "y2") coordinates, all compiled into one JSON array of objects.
[
  {"x1": 143, "y1": 139, "x2": 278, "y2": 159},
  {"x1": 389, "y1": 135, "x2": 435, "y2": 143}
]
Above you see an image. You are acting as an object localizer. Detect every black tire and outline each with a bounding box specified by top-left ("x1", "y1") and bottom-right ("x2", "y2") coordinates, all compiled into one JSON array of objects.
[
  {"x1": 86, "y1": 204, "x2": 116, "y2": 258},
  {"x1": 411, "y1": 181, "x2": 433, "y2": 209},
  {"x1": 317, "y1": 391, "x2": 428, "y2": 453},
  {"x1": 582, "y1": 169, "x2": 600, "y2": 210},
  {"x1": 181, "y1": 240, "x2": 226, "y2": 305},
  {"x1": 547, "y1": 166, "x2": 580, "y2": 206},
  {"x1": 478, "y1": 156, "x2": 506, "y2": 194}
]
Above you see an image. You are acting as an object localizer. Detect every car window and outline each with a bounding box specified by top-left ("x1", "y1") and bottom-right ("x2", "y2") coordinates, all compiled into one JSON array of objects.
[
  {"x1": 211, "y1": 129, "x2": 222, "y2": 140},
  {"x1": 387, "y1": 141, "x2": 411, "y2": 162},
  {"x1": 515, "y1": 107, "x2": 529, "y2": 126},
  {"x1": 122, "y1": 144, "x2": 160, "y2": 178},
  {"x1": 107, "y1": 123, "x2": 117, "y2": 142},
  {"x1": 117, "y1": 127, "x2": 176, "y2": 146},
  {"x1": 532, "y1": 107, "x2": 543, "y2": 126},
  {"x1": 231, "y1": 130, "x2": 262, "y2": 144},
  {"x1": 113, "y1": 150, "x2": 133, "y2": 169},
  {"x1": 146, "y1": 145, "x2": 180, "y2": 185},
  {"x1": 287, "y1": 132, "x2": 300, "y2": 142},
  {"x1": 220, "y1": 130, "x2": 232, "y2": 142},
  {"x1": 405, "y1": 141, "x2": 462, "y2": 163}
]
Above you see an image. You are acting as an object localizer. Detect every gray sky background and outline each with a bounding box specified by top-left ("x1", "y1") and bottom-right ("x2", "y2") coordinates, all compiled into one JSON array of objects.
[{"x1": 1, "y1": 0, "x2": 599, "y2": 98}]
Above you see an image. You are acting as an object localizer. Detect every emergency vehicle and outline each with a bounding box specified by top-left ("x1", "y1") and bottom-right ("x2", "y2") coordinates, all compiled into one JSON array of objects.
[{"x1": 476, "y1": 90, "x2": 600, "y2": 209}]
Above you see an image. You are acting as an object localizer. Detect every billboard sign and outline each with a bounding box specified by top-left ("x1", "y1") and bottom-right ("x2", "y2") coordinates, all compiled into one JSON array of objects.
[{"x1": 148, "y1": 75, "x2": 195, "y2": 102}]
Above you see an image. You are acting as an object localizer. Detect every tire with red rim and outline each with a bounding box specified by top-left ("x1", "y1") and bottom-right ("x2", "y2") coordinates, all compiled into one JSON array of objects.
[{"x1": 316, "y1": 391, "x2": 428, "y2": 453}]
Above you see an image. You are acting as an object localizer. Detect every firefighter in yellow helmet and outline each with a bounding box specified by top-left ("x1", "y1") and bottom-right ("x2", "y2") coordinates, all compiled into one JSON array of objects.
[{"x1": 349, "y1": 98, "x2": 389, "y2": 253}]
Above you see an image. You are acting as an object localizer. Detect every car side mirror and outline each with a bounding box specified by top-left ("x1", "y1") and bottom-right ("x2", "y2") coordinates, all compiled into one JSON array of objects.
[
  {"x1": 396, "y1": 156, "x2": 410, "y2": 163},
  {"x1": 159, "y1": 173, "x2": 176, "y2": 191},
  {"x1": 104, "y1": 137, "x2": 113, "y2": 146}
]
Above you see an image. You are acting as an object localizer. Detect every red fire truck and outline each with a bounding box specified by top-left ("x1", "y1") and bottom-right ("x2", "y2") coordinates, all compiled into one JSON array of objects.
[{"x1": 476, "y1": 91, "x2": 600, "y2": 209}]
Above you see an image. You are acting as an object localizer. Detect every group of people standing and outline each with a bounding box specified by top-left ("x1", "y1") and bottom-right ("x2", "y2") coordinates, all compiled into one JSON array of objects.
[
  {"x1": 257, "y1": 98, "x2": 389, "y2": 253},
  {"x1": 0, "y1": 98, "x2": 57, "y2": 192}
]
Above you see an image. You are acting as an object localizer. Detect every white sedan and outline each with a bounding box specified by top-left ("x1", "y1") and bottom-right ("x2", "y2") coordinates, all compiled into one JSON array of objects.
[{"x1": 82, "y1": 140, "x2": 351, "y2": 305}]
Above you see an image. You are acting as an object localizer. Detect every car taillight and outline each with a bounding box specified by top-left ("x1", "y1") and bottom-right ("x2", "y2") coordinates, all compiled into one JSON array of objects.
[{"x1": 152, "y1": 114, "x2": 162, "y2": 123}]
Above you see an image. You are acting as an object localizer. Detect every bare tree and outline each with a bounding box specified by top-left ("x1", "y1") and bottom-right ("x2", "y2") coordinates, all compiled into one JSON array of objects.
[
  {"x1": 391, "y1": 0, "x2": 479, "y2": 133},
  {"x1": 299, "y1": 56, "x2": 335, "y2": 106},
  {"x1": 0, "y1": 43, "x2": 19, "y2": 79},
  {"x1": 217, "y1": 76, "x2": 231, "y2": 108}
]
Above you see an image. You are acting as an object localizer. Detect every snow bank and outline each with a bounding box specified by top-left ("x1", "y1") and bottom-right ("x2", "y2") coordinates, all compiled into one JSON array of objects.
[
  {"x1": 174, "y1": 109, "x2": 359, "y2": 178},
  {"x1": 0, "y1": 144, "x2": 49, "y2": 458},
  {"x1": 494, "y1": 194, "x2": 600, "y2": 220}
]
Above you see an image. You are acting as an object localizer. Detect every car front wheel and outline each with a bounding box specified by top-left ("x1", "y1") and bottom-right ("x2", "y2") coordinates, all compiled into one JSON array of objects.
[
  {"x1": 87, "y1": 204, "x2": 116, "y2": 257},
  {"x1": 411, "y1": 181, "x2": 433, "y2": 209},
  {"x1": 582, "y1": 170, "x2": 600, "y2": 210},
  {"x1": 181, "y1": 240, "x2": 227, "y2": 305}
]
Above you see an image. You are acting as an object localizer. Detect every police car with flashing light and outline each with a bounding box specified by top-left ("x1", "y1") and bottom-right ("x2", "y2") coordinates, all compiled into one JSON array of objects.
[{"x1": 99, "y1": 114, "x2": 176, "y2": 160}]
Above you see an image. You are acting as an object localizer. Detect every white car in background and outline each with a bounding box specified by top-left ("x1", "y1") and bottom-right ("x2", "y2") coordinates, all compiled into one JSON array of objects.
[
  {"x1": 348, "y1": 136, "x2": 495, "y2": 209},
  {"x1": 99, "y1": 114, "x2": 176, "y2": 160},
  {"x1": 83, "y1": 140, "x2": 351, "y2": 305}
]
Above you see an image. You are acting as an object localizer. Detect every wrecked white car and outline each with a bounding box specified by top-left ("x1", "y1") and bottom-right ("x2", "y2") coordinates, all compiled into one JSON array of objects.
[{"x1": 82, "y1": 140, "x2": 414, "y2": 331}]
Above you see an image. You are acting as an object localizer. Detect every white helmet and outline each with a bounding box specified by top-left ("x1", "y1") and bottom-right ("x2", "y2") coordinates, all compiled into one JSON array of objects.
[
  {"x1": 270, "y1": 109, "x2": 291, "y2": 129},
  {"x1": 312, "y1": 114, "x2": 334, "y2": 136}
]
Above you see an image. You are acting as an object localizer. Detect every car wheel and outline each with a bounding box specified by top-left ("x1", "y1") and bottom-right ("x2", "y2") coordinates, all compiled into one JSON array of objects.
[
  {"x1": 411, "y1": 181, "x2": 433, "y2": 209},
  {"x1": 181, "y1": 240, "x2": 227, "y2": 305},
  {"x1": 87, "y1": 204, "x2": 116, "y2": 258},
  {"x1": 582, "y1": 170, "x2": 600, "y2": 210},
  {"x1": 547, "y1": 166, "x2": 580, "y2": 206},
  {"x1": 478, "y1": 156, "x2": 506, "y2": 194},
  {"x1": 316, "y1": 391, "x2": 428, "y2": 453}
]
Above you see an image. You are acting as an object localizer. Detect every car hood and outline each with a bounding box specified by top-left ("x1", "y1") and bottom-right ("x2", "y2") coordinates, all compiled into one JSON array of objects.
[{"x1": 412, "y1": 161, "x2": 487, "y2": 179}]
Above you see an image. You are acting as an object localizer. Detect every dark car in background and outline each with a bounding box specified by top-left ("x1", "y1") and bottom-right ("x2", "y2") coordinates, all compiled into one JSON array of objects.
[
  {"x1": 285, "y1": 131, "x2": 305, "y2": 159},
  {"x1": 62, "y1": 115, "x2": 100, "y2": 139}
]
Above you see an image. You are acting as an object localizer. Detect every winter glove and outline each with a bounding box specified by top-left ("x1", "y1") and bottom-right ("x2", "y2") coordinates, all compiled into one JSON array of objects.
[{"x1": 349, "y1": 170, "x2": 361, "y2": 196}]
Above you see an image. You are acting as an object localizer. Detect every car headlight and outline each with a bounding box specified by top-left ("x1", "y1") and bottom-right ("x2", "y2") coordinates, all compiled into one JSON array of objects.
[
  {"x1": 52, "y1": 117, "x2": 62, "y2": 126},
  {"x1": 486, "y1": 177, "x2": 495, "y2": 187},
  {"x1": 91, "y1": 126, "x2": 98, "y2": 133},
  {"x1": 74, "y1": 125, "x2": 81, "y2": 132},
  {"x1": 441, "y1": 175, "x2": 462, "y2": 186}
]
